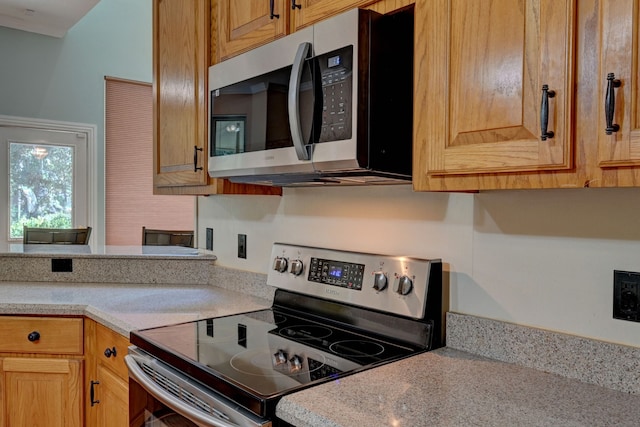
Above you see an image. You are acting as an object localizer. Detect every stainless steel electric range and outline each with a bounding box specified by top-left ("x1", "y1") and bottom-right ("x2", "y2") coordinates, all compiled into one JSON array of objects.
[{"x1": 125, "y1": 243, "x2": 443, "y2": 427}]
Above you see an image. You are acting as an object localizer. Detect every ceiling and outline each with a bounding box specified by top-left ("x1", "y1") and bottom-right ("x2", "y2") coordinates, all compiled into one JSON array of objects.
[{"x1": 0, "y1": 0, "x2": 100, "y2": 38}]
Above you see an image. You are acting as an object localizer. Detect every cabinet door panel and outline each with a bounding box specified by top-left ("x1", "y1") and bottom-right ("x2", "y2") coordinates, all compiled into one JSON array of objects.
[
  {"x1": 154, "y1": 0, "x2": 209, "y2": 187},
  {"x1": 217, "y1": 0, "x2": 287, "y2": 60},
  {"x1": 597, "y1": 0, "x2": 640, "y2": 167},
  {"x1": 2, "y1": 358, "x2": 82, "y2": 427},
  {"x1": 420, "y1": 0, "x2": 575, "y2": 176},
  {"x1": 95, "y1": 366, "x2": 129, "y2": 427}
]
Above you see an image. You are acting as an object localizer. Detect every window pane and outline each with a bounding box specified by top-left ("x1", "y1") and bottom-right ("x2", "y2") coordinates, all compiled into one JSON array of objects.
[{"x1": 9, "y1": 142, "x2": 74, "y2": 239}]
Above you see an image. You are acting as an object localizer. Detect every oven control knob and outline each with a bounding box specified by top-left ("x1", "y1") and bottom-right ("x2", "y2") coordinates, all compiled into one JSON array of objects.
[
  {"x1": 288, "y1": 355, "x2": 304, "y2": 373},
  {"x1": 290, "y1": 259, "x2": 304, "y2": 276},
  {"x1": 394, "y1": 275, "x2": 413, "y2": 296},
  {"x1": 273, "y1": 257, "x2": 288, "y2": 273},
  {"x1": 372, "y1": 271, "x2": 388, "y2": 291},
  {"x1": 272, "y1": 350, "x2": 288, "y2": 367}
]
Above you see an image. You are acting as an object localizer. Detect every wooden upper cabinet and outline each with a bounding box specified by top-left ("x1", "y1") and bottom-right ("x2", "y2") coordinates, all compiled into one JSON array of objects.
[
  {"x1": 414, "y1": 0, "x2": 576, "y2": 189},
  {"x1": 216, "y1": 0, "x2": 379, "y2": 61},
  {"x1": 153, "y1": 0, "x2": 209, "y2": 188},
  {"x1": 217, "y1": 0, "x2": 288, "y2": 61},
  {"x1": 154, "y1": 0, "x2": 281, "y2": 196},
  {"x1": 597, "y1": 0, "x2": 640, "y2": 168},
  {"x1": 290, "y1": 0, "x2": 379, "y2": 31}
]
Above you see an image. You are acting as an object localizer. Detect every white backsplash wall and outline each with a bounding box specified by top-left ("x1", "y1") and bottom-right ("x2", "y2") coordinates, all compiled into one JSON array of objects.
[{"x1": 198, "y1": 185, "x2": 640, "y2": 348}]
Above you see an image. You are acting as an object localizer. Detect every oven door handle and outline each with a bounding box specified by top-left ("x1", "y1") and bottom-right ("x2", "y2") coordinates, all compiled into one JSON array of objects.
[{"x1": 124, "y1": 355, "x2": 241, "y2": 427}]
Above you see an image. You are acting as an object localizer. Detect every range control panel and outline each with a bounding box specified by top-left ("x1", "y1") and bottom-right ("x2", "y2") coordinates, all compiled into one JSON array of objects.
[
  {"x1": 308, "y1": 257, "x2": 365, "y2": 290},
  {"x1": 268, "y1": 243, "x2": 441, "y2": 319}
]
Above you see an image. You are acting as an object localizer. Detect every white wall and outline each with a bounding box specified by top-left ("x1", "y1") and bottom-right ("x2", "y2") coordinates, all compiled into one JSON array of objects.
[
  {"x1": 198, "y1": 185, "x2": 640, "y2": 348},
  {"x1": 0, "y1": 0, "x2": 152, "y2": 240}
]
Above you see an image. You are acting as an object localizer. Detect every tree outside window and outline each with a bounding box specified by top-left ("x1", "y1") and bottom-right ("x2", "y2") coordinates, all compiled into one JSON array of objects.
[{"x1": 9, "y1": 142, "x2": 74, "y2": 239}]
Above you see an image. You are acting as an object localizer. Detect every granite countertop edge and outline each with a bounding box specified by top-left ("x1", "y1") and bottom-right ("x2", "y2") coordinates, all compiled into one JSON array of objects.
[{"x1": 0, "y1": 281, "x2": 271, "y2": 337}]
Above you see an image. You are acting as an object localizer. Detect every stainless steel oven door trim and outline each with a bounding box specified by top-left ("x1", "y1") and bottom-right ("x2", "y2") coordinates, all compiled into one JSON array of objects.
[{"x1": 125, "y1": 351, "x2": 270, "y2": 427}]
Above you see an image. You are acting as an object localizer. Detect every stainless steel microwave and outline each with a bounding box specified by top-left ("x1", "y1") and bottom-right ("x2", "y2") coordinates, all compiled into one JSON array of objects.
[{"x1": 208, "y1": 6, "x2": 414, "y2": 186}]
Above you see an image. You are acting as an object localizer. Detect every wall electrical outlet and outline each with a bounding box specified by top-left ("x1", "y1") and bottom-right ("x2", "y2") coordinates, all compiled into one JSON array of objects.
[
  {"x1": 613, "y1": 270, "x2": 640, "y2": 322},
  {"x1": 238, "y1": 234, "x2": 247, "y2": 259},
  {"x1": 52, "y1": 258, "x2": 73, "y2": 272},
  {"x1": 206, "y1": 228, "x2": 213, "y2": 251}
]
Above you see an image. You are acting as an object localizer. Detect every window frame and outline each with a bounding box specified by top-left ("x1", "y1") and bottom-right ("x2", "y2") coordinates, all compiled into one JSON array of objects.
[{"x1": 0, "y1": 115, "x2": 98, "y2": 246}]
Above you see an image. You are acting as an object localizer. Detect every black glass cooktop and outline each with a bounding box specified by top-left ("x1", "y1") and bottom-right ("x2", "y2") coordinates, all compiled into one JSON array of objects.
[{"x1": 130, "y1": 290, "x2": 433, "y2": 418}]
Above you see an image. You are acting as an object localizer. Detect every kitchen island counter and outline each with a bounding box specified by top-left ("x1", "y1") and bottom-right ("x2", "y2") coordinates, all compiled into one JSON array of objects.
[
  {"x1": 0, "y1": 281, "x2": 271, "y2": 336},
  {"x1": 276, "y1": 346, "x2": 640, "y2": 427}
]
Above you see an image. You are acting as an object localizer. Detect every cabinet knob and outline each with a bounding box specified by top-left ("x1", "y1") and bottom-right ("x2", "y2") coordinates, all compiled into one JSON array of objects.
[
  {"x1": 104, "y1": 347, "x2": 117, "y2": 358},
  {"x1": 27, "y1": 331, "x2": 40, "y2": 342}
]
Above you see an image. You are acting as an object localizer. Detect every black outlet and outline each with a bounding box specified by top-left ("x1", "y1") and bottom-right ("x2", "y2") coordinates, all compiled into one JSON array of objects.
[
  {"x1": 613, "y1": 270, "x2": 640, "y2": 322},
  {"x1": 52, "y1": 258, "x2": 73, "y2": 272},
  {"x1": 238, "y1": 234, "x2": 247, "y2": 259},
  {"x1": 206, "y1": 228, "x2": 213, "y2": 250}
]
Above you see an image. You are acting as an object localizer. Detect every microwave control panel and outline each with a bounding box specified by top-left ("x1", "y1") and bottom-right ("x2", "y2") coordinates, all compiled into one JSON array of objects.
[{"x1": 318, "y1": 46, "x2": 353, "y2": 143}]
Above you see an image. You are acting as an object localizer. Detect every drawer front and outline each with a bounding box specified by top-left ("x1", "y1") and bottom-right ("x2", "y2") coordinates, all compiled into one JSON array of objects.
[
  {"x1": 0, "y1": 316, "x2": 83, "y2": 354},
  {"x1": 95, "y1": 322, "x2": 130, "y2": 380}
]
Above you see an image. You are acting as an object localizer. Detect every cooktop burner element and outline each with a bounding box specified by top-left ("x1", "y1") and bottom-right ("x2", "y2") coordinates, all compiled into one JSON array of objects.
[{"x1": 127, "y1": 243, "x2": 443, "y2": 426}]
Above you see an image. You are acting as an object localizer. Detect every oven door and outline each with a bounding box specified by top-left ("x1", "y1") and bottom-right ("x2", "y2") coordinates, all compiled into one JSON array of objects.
[{"x1": 125, "y1": 348, "x2": 271, "y2": 427}]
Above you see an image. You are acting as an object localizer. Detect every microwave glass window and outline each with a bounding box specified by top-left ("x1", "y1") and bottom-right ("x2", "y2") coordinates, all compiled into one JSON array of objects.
[
  {"x1": 211, "y1": 65, "x2": 294, "y2": 156},
  {"x1": 212, "y1": 116, "x2": 245, "y2": 156}
]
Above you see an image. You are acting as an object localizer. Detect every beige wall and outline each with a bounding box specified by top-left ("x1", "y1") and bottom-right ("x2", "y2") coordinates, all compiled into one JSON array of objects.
[{"x1": 197, "y1": 186, "x2": 640, "y2": 348}]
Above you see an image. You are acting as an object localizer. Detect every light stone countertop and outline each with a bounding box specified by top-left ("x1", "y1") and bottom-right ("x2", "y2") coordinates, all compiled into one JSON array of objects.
[
  {"x1": 0, "y1": 281, "x2": 271, "y2": 336},
  {"x1": 1, "y1": 243, "x2": 215, "y2": 258},
  {"x1": 276, "y1": 347, "x2": 640, "y2": 427},
  {"x1": 4, "y1": 275, "x2": 640, "y2": 427}
]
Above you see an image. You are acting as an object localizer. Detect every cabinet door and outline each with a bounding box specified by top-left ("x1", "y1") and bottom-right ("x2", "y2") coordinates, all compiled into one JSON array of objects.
[
  {"x1": 153, "y1": 0, "x2": 210, "y2": 188},
  {"x1": 290, "y1": 0, "x2": 379, "y2": 31},
  {"x1": 415, "y1": 0, "x2": 575, "y2": 185},
  {"x1": 597, "y1": 0, "x2": 640, "y2": 167},
  {"x1": 217, "y1": 0, "x2": 288, "y2": 60},
  {"x1": 1, "y1": 357, "x2": 82, "y2": 427},
  {"x1": 94, "y1": 365, "x2": 129, "y2": 427}
]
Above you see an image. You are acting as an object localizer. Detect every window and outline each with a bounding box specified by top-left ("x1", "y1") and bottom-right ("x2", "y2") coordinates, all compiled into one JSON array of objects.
[{"x1": 0, "y1": 119, "x2": 95, "y2": 243}]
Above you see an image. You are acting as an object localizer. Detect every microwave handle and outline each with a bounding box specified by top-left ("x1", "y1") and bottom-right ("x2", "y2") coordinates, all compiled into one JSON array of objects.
[{"x1": 288, "y1": 42, "x2": 312, "y2": 161}]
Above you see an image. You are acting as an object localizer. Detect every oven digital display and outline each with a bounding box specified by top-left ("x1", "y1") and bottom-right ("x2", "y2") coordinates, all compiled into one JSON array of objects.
[
  {"x1": 328, "y1": 265, "x2": 342, "y2": 278},
  {"x1": 308, "y1": 257, "x2": 364, "y2": 290}
]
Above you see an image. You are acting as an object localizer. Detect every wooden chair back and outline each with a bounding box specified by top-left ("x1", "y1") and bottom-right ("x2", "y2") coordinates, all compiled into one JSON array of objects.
[
  {"x1": 142, "y1": 227, "x2": 194, "y2": 247},
  {"x1": 23, "y1": 226, "x2": 92, "y2": 245}
]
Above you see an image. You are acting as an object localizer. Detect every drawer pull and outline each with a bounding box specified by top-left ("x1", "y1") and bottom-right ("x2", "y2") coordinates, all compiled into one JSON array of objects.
[
  {"x1": 27, "y1": 331, "x2": 40, "y2": 342},
  {"x1": 104, "y1": 346, "x2": 117, "y2": 358}
]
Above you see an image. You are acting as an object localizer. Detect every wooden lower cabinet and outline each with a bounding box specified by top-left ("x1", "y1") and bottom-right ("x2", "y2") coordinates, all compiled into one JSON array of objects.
[
  {"x1": 0, "y1": 357, "x2": 82, "y2": 427},
  {"x1": 85, "y1": 319, "x2": 138, "y2": 427},
  {"x1": 93, "y1": 365, "x2": 129, "y2": 427},
  {"x1": 0, "y1": 316, "x2": 84, "y2": 427}
]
